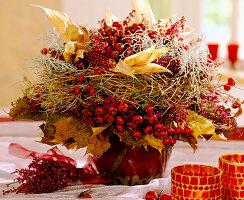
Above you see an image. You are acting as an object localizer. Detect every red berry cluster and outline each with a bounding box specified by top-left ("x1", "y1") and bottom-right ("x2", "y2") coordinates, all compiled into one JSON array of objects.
[
  {"x1": 10, "y1": 97, "x2": 40, "y2": 120},
  {"x1": 2, "y1": 155, "x2": 77, "y2": 195},
  {"x1": 72, "y1": 97, "x2": 193, "y2": 146},
  {"x1": 145, "y1": 191, "x2": 172, "y2": 200},
  {"x1": 223, "y1": 78, "x2": 236, "y2": 91},
  {"x1": 89, "y1": 11, "x2": 165, "y2": 62},
  {"x1": 74, "y1": 75, "x2": 96, "y2": 96},
  {"x1": 41, "y1": 48, "x2": 65, "y2": 61}
]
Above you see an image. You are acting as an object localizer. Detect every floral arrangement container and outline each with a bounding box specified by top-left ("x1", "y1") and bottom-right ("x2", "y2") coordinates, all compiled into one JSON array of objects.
[{"x1": 9, "y1": 0, "x2": 242, "y2": 185}]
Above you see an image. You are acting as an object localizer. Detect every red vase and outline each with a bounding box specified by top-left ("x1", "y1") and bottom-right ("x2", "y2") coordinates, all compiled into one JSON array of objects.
[
  {"x1": 207, "y1": 43, "x2": 219, "y2": 61},
  {"x1": 95, "y1": 135, "x2": 172, "y2": 185},
  {"x1": 227, "y1": 43, "x2": 239, "y2": 69}
]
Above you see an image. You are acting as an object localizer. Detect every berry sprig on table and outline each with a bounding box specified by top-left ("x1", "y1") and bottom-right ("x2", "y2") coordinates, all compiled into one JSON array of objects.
[{"x1": 145, "y1": 190, "x2": 172, "y2": 200}]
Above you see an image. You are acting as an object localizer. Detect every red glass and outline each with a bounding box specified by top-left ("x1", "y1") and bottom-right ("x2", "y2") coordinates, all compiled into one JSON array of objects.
[
  {"x1": 171, "y1": 164, "x2": 222, "y2": 200},
  {"x1": 227, "y1": 43, "x2": 239, "y2": 69},
  {"x1": 208, "y1": 43, "x2": 219, "y2": 61},
  {"x1": 219, "y1": 153, "x2": 244, "y2": 199},
  {"x1": 95, "y1": 135, "x2": 172, "y2": 185}
]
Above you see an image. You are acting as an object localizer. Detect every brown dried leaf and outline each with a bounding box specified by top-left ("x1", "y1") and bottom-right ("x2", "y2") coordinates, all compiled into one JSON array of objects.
[{"x1": 86, "y1": 131, "x2": 112, "y2": 157}]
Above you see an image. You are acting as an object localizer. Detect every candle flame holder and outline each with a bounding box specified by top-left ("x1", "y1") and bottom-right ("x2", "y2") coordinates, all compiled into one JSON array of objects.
[
  {"x1": 219, "y1": 153, "x2": 244, "y2": 200},
  {"x1": 171, "y1": 164, "x2": 222, "y2": 200}
]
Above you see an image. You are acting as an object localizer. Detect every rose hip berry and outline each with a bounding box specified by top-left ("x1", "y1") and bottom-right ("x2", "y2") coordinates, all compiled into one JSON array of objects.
[
  {"x1": 118, "y1": 103, "x2": 129, "y2": 112},
  {"x1": 148, "y1": 115, "x2": 158, "y2": 124},
  {"x1": 116, "y1": 124, "x2": 124, "y2": 132},
  {"x1": 116, "y1": 116, "x2": 124, "y2": 124},
  {"x1": 41, "y1": 48, "x2": 48, "y2": 55},
  {"x1": 87, "y1": 86, "x2": 95, "y2": 96},
  {"x1": 163, "y1": 138, "x2": 172, "y2": 146},
  {"x1": 144, "y1": 105, "x2": 153, "y2": 115},
  {"x1": 78, "y1": 75, "x2": 85, "y2": 83},
  {"x1": 155, "y1": 123, "x2": 165, "y2": 132},
  {"x1": 174, "y1": 126, "x2": 184, "y2": 134},
  {"x1": 132, "y1": 131, "x2": 142, "y2": 138},
  {"x1": 95, "y1": 107, "x2": 104, "y2": 116},
  {"x1": 94, "y1": 68, "x2": 103, "y2": 74},
  {"x1": 228, "y1": 77, "x2": 236, "y2": 86},
  {"x1": 115, "y1": 43, "x2": 124, "y2": 51},
  {"x1": 110, "y1": 50, "x2": 119, "y2": 58},
  {"x1": 95, "y1": 116, "x2": 104, "y2": 125},
  {"x1": 77, "y1": 60, "x2": 84, "y2": 68},
  {"x1": 108, "y1": 106, "x2": 117, "y2": 116},
  {"x1": 133, "y1": 115, "x2": 143, "y2": 125},
  {"x1": 184, "y1": 126, "x2": 193, "y2": 134},
  {"x1": 145, "y1": 191, "x2": 158, "y2": 200},
  {"x1": 105, "y1": 115, "x2": 114, "y2": 123},
  {"x1": 165, "y1": 127, "x2": 174, "y2": 134},
  {"x1": 224, "y1": 84, "x2": 231, "y2": 91},
  {"x1": 75, "y1": 86, "x2": 80, "y2": 95},
  {"x1": 144, "y1": 126, "x2": 153, "y2": 134}
]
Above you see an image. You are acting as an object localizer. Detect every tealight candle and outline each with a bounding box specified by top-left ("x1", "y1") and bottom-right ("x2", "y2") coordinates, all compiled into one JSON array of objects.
[{"x1": 171, "y1": 164, "x2": 222, "y2": 200}]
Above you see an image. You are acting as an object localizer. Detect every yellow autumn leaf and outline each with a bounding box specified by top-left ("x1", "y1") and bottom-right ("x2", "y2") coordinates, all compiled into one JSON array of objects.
[
  {"x1": 113, "y1": 45, "x2": 170, "y2": 77},
  {"x1": 187, "y1": 110, "x2": 216, "y2": 140},
  {"x1": 86, "y1": 131, "x2": 112, "y2": 157},
  {"x1": 144, "y1": 134, "x2": 165, "y2": 153}
]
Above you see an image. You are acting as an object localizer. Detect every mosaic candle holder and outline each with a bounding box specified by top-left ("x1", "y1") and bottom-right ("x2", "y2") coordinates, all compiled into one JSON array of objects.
[
  {"x1": 171, "y1": 164, "x2": 222, "y2": 200},
  {"x1": 219, "y1": 153, "x2": 244, "y2": 200}
]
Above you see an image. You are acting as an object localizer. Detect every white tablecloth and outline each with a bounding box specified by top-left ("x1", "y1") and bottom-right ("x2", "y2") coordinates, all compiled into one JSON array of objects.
[{"x1": 0, "y1": 121, "x2": 244, "y2": 199}]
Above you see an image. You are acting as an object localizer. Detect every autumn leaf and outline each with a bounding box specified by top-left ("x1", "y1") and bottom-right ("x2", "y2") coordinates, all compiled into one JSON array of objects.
[
  {"x1": 187, "y1": 110, "x2": 216, "y2": 140},
  {"x1": 86, "y1": 131, "x2": 112, "y2": 157},
  {"x1": 40, "y1": 116, "x2": 93, "y2": 150},
  {"x1": 143, "y1": 134, "x2": 165, "y2": 153}
]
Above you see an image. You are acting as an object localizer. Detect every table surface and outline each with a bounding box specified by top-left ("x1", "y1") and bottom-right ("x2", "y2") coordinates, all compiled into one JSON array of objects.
[{"x1": 0, "y1": 121, "x2": 244, "y2": 199}]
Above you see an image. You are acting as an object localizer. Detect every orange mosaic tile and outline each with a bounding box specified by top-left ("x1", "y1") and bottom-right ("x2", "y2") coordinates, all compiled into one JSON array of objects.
[
  {"x1": 171, "y1": 164, "x2": 222, "y2": 200},
  {"x1": 219, "y1": 153, "x2": 244, "y2": 199}
]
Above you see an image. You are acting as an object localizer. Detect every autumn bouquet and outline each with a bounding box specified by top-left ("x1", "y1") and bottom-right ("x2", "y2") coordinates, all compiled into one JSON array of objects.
[{"x1": 9, "y1": 0, "x2": 242, "y2": 186}]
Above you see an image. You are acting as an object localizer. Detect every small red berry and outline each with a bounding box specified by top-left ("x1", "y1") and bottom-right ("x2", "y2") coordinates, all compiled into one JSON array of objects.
[
  {"x1": 105, "y1": 115, "x2": 114, "y2": 123},
  {"x1": 170, "y1": 139, "x2": 177, "y2": 145},
  {"x1": 232, "y1": 102, "x2": 240, "y2": 109},
  {"x1": 116, "y1": 116, "x2": 124, "y2": 125},
  {"x1": 115, "y1": 43, "x2": 124, "y2": 51},
  {"x1": 144, "y1": 105, "x2": 153, "y2": 115},
  {"x1": 95, "y1": 107, "x2": 104, "y2": 116},
  {"x1": 132, "y1": 131, "x2": 142, "y2": 138},
  {"x1": 116, "y1": 124, "x2": 124, "y2": 132},
  {"x1": 133, "y1": 115, "x2": 143, "y2": 125},
  {"x1": 125, "y1": 38, "x2": 133, "y2": 44},
  {"x1": 159, "y1": 194, "x2": 172, "y2": 200},
  {"x1": 78, "y1": 75, "x2": 85, "y2": 83},
  {"x1": 74, "y1": 86, "x2": 80, "y2": 95},
  {"x1": 228, "y1": 77, "x2": 236, "y2": 86},
  {"x1": 108, "y1": 106, "x2": 117, "y2": 116},
  {"x1": 163, "y1": 138, "x2": 171, "y2": 146},
  {"x1": 87, "y1": 86, "x2": 95, "y2": 96},
  {"x1": 95, "y1": 116, "x2": 104, "y2": 125},
  {"x1": 77, "y1": 60, "x2": 84, "y2": 68},
  {"x1": 94, "y1": 68, "x2": 103, "y2": 74},
  {"x1": 41, "y1": 48, "x2": 48, "y2": 55},
  {"x1": 145, "y1": 191, "x2": 158, "y2": 200},
  {"x1": 148, "y1": 115, "x2": 158, "y2": 124},
  {"x1": 224, "y1": 84, "x2": 231, "y2": 91},
  {"x1": 165, "y1": 127, "x2": 174, "y2": 134},
  {"x1": 174, "y1": 127, "x2": 184, "y2": 134},
  {"x1": 118, "y1": 103, "x2": 129, "y2": 112},
  {"x1": 127, "y1": 122, "x2": 137, "y2": 129},
  {"x1": 110, "y1": 50, "x2": 119, "y2": 58},
  {"x1": 145, "y1": 126, "x2": 153, "y2": 134},
  {"x1": 184, "y1": 126, "x2": 193, "y2": 134},
  {"x1": 155, "y1": 123, "x2": 165, "y2": 132}
]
